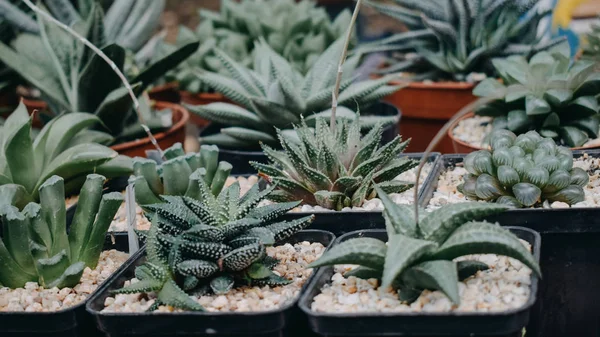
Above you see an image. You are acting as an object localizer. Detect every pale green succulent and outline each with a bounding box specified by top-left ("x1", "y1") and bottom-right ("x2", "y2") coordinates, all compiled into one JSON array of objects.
[
  {"x1": 186, "y1": 39, "x2": 402, "y2": 149},
  {"x1": 582, "y1": 15, "x2": 600, "y2": 64}
]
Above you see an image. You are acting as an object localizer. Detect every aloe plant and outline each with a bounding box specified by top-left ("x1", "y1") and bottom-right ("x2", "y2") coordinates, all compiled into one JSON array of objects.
[
  {"x1": 186, "y1": 38, "x2": 402, "y2": 149},
  {"x1": 0, "y1": 1, "x2": 198, "y2": 143},
  {"x1": 133, "y1": 143, "x2": 233, "y2": 206},
  {"x1": 458, "y1": 130, "x2": 589, "y2": 207},
  {"x1": 252, "y1": 113, "x2": 417, "y2": 210},
  {"x1": 309, "y1": 186, "x2": 541, "y2": 304},
  {"x1": 0, "y1": 102, "x2": 132, "y2": 209},
  {"x1": 0, "y1": 174, "x2": 123, "y2": 288},
  {"x1": 360, "y1": 0, "x2": 565, "y2": 81},
  {"x1": 473, "y1": 50, "x2": 600, "y2": 147},
  {"x1": 113, "y1": 179, "x2": 314, "y2": 311}
]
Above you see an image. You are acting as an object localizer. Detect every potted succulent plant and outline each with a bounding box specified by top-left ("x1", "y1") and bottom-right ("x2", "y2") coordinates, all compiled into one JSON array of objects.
[
  {"x1": 300, "y1": 185, "x2": 542, "y2": 337},
  {"x1": 358, "y1": 0, "x2": 565, "y2": 153},
  {"x1": 0, "y1": 174, "x2": 133, "y2": 337},
  {"x1": 449, "y1": 48, "x2": 600, "y2": 152}
]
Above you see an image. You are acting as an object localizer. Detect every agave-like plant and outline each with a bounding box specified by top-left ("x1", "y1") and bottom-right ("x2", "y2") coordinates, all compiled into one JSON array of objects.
[
  {"x1": 360, "y1": 0, "x2": 565, "y2": 81},
  {"x1": 309, "y1": 186, "x2": 541, "y2": 304},
  {"x1": 113, "y1": 180, "x2": 314, "y2": 311},
  {"x1": 252, "y1": 113, "x2": 418, "y2": 210},
  {"x1": 458, "y1": 130, "x2": 589, "y2": 207},
  {"x1": 0, "y1": 1, "x2": 198, "y2": 143},
  {"x1": 0, "y1": 102, "x2": 132, "y2": 209},
  {"x1": 0, "y1": 174, "x2": 123, "y2": 288},
  {"x1": 133, "y1": 143, "x2": 233, "y2": 206},
  {"x1": 187, "y1": 39, "x2": 402, "y2": 149},
  {"x1": 473, "y1": 50, "x2": 600, "y2": 147}
]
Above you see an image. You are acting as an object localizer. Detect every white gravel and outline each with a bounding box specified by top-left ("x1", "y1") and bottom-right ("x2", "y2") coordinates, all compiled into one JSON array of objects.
[
  {"x1": 426, "y1": 153, "x2": 600, "y2": 210},
  {"x1": 311, "y1": 240, "x2": 533, "y2": 313},
  {"x1": 102, "y1": 241, "x2": 325, "y2": 313},
  {"x1": 0, "y1": 250, "x2": 129, "y2": 312}
]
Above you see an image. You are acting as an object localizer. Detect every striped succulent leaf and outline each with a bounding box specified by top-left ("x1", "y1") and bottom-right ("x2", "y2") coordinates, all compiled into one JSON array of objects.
[{"x1": 308, "y1": 188, "x2": 539, "y2": 305}]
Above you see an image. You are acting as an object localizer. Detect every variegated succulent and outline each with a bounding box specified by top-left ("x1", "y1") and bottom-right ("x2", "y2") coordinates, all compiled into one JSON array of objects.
[
  {"x1": 0, "y1": 174, "x2": 123, "y2": 288},
  {"x1": 133, "y1": 143, "x2": 232, "y2": 206},
  {"x1": 473, "y1": 50, "x2": 600, "y2": 147},
  {"x1": 360, "y1": 0, "x2": 565, "y2": 81},
  {"x1": 458, "y1": 130, "x2": 589, "y2": 208},
  {"x1": 187, "y1": 39, "x2": 402, "y2": 149},
  {"x1": 0, "y1": 102, "x2": 132, "y2": 209},
  {"x1": 113, "y1": 180, "x2": 314, "y2": 311},
  {"x1": 251, "y1": 113, "x2": 417, "y2": 210},
  {"x1": 309, "y1": 186, "x2": 541, "y2": 304}
]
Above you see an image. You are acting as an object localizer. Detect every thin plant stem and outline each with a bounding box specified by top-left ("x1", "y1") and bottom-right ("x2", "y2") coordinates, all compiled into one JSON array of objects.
[
  {"x1": 330, "y1": 0, "x2": 362, "y2": 133},
  {"x1": 21, "y1": 0, "x2": 164, "y2": 158}
]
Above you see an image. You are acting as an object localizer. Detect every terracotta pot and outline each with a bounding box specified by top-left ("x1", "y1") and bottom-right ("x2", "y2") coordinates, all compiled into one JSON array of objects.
[
  {"x1": 448, "y1": 112, "x2": 600, "y2": 153},
  {"x1": 110, "y1": 101, "x2": 190, "y2": 158},
  {"x1": 148, "y1": 82, "x2": 180, "y2": 103},
  {"x1": 180, "y1": 91, "x2": 231, "y2": 127},
  {"x1": 384, "y1": 80, "x2": 477, "y2": 154}
]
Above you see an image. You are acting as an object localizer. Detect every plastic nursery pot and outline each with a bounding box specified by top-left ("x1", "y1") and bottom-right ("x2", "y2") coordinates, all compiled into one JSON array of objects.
[
  {"x1": 198, "y1": 101, "x2": 402, "y2": 175},
  {"x1": 299, "y1": 227, "x2": 541, "y2": 337},
  {"x1": 147, "y1": 82, "x2": 181, "y2": 104},
  {"x1": 110, "y1": 102, "x2": 190, "y2": 158},
  {"x1": 86, "y1": 230, "x2": 336, "y2": 337},
  {"x1": 418, "y1": 152, "x2": 600, "y2": 337},
  {"x1": 281, "y1": 153, "x2": 441, "y2": 236},
  {"x1": 180, "y1": 91, "x2": 232, "y2": 127},
  {"x1": 383, "y1": 80, "x2": 476, "y2": 154},
  {"x1": 448, "y1": 113, "x2": 600, "y2": 153},
  {"x1": 0, "y1": 237, "x2": 138, "y2": 337}
]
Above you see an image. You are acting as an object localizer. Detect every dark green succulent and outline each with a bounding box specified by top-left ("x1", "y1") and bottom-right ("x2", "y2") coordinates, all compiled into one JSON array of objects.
[
  {"x1": 113, "y1": 180, "x2": 314, "y2": 311},
  {"x1": 360, "y1": 0, "x2": 565, "y2": 81},
  {"x1": 186, "y1": 39, "x2": 401, "y2": 149},
  {"x1": 0, "y1": 174, "x2": 123, "y2": 288},
  {"x1": 252, "y1": 113, "x2": 417, "y2": 210},
  {"x1": 0, "y1": 102, "x2": 132, "y2": 209},
  {"x1": 458, "y1": 130, "x2": 589, "y2": 208},
  {"x1": 309, "y1": 186, "x2": 541, "y2": 304},
  {"x1": 132, "y1": 143, "x2": 233, "y2": 206},
  {"x1": 473, "y1": 50, "x2": 600, "y2": 147}
]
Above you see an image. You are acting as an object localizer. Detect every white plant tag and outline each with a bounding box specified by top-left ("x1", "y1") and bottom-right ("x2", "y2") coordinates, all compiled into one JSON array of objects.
[{"x1": 125, "y1": 183, "x2": 139, "y2": 254}]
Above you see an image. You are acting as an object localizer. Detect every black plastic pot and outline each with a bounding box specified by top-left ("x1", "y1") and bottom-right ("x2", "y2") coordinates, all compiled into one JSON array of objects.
[
  {"x1": 199, "y1": 101, "x2": 402, "y2": 175},
  {"x1": 86, "y1": 230, "x2": 336, "y2": 337},
  {"x1": 0, "y1": 235, "x2": 137, "y2": 337},
  {"x1": 299, "y1": 227, "x2": 541, "y2": 337},
  {"x1": 282, "y1": 152, "x2": 441, "y2": 236},
  {"x1": 418, "y1": 151, "x2": 600, "y2": 337}
]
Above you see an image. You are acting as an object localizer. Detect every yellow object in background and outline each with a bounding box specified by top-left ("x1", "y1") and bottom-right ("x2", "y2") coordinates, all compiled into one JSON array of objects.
[{"x1": 553, "y1": 0, "x2": 591, "y2": 28}]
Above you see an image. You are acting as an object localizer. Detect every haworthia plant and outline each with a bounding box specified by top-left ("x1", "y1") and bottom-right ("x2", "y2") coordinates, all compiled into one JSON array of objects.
[
  {"x1": 360, "y1": 0, "x2": 566, "y2": 81},
  {"x1": 133, "y1": 142, "x2": 233, "y2": 206},
  {"x1": 0, "y1": 1, "x2": 198, "y2": 142},
  {"x1": 0, "y1": 174, "x2": 123, "y2": 288},
  {"x1": 309, "y1": 186, "x2": 541, "y2": 304},
  {"x1": 0, "y1": 102, "x2": 132, "y2": 209},
  {"x1": 473, "y1": 49, "x2": 600, "y2": 147},
  {"x1": 458, "y1": 130, "x2": 589, "y2": 207},
  {"x1": 252, "y1": 113, "x2": 418, "y2": 210},
  {"x1": 186, "y1": 38, "x2": 402, "y2": 149},
  {"x1": 114, "y1": 180, "x2": 314, "y2": 311},
  {"x1": 582, "y1": 15, "x2": 600, "y2": 64}
]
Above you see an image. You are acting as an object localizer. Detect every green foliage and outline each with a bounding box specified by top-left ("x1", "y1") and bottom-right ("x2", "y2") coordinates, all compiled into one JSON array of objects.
[
  {"x1": 0, "y1": 174, "x2": 123, "y2": 289},
  {"x1": 252, "y1": 113, "x2": 417, "y2": 210},
  {"x1": 114, "y1": 180, "x2": 314, "y2": 311},
  {"x1": 186, "y1": 39, "x2": 401, "y2": 149},
  {"x1": 132, "y1": 143, "x2": 233, "y2": 206},
  {"x1": 582, "y1": 15, "x2": 600, "y2": 64},
  {"x1": 0, "y1": 0, "x2": 198, "y2": 143},
  {"x1": 309, "y1": 186, "x2": 541, "y2": 304},
  {"x1": 458, "y1": 130, "x2": 588, "y2": 207},
  {"x1": 473, "y1": 50, "x2": 600, "y2": 147},
  {"x1": 0, "y1": 102, "x2": 132, "y2": 209},
  {"x1": 361, "y1": 0, "x2": 565, "y2": 80}
]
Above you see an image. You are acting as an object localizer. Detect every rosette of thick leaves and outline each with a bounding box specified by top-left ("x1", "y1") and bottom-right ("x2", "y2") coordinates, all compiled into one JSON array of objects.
[
  {"x1": 458, "y1": 130, "x2": 589, "y2": 207},
  {"x1": 309, "y1": 185, "x2": 541, "y2": 304}
]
